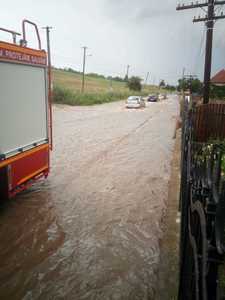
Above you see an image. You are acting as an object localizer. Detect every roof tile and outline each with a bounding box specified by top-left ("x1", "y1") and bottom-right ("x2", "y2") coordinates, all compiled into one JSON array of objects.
[{"x1": 211, "y1": 69, "x2": 225, "y2": 84}]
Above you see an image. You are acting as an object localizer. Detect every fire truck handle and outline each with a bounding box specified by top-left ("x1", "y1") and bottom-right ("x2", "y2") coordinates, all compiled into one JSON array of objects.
[
  {"x1": 22, "y1": 19, "x2": 42, "y2": 50},
  {"x1": 0, "y1": 27, "x2": 21, "y2": 44}
]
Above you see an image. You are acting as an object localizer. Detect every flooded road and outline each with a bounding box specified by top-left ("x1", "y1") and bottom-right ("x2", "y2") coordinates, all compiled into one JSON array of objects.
[{"x1": 0, "y1": 96, "x2": 179, "y2": 300}]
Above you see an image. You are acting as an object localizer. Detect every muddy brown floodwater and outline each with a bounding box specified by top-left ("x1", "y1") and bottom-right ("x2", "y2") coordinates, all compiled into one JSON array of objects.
[{"x1": 0, "y1": 96, "x2": 179, "y2": 300}]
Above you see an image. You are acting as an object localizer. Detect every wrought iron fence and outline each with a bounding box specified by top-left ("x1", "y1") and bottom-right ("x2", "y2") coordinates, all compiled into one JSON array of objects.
[{"x1": 178, "y1": 97, "x2": 225, "y2": 300}]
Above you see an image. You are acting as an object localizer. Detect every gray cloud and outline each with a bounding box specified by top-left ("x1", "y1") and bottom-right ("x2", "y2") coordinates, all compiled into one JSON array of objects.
[
  {"x1": 0, "y1": 0, "x2": 224, "y2": 84},
  {"x1": 102, "y1": 0, "x2": 175, "y2": 20}
]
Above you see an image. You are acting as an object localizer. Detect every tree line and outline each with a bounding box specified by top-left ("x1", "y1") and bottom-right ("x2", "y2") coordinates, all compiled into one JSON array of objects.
[
  {"x1": 177, "y1": 77, "x2": 225, "y2": 99},
  {"x1": 54, "y1": 66, "x2": 225, "y2": 97}
]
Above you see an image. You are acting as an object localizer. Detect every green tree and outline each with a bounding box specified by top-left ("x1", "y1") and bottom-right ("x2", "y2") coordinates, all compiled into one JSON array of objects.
[
  {"x1": 166, "y1": 84, "x2": 176, "y2": 91},
  {"x1": 159, "y1": 79, "x2": 166, "y2": 88},
  {"x1": 177, "y1": 77, "x2": 202, "y2": 94},
  {"x1": 127, "y1": 76, "x2": 142, "y2": 91},
  {"x1": 210, "y1": 85, "x2": 225, "y2": 99}
]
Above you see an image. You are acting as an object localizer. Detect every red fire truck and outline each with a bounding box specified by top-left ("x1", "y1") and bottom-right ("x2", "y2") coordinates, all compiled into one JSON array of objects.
[{"x1": 0, "y1": 20, "x2": 52, "y2": 200}]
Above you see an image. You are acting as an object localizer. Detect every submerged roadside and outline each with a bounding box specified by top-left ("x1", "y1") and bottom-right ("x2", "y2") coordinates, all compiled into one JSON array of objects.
[
  {"x1": 0, "y1": 97, "x2": 179, "y2": 299},
  {"x1": 156, "y1": 130, "x2": 181, "y2": 300}
]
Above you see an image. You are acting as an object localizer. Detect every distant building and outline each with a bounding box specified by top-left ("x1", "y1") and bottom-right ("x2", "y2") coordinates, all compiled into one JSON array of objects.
[{"x1": 211, "y1": 69, "x2": 225, "y2": 86}]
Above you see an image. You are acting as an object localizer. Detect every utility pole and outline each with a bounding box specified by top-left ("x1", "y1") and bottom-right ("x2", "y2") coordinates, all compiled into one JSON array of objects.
[
  {"x1": 181, "y1": 67, "x2": 186, "y2": 95},
  {"x1": 176, "y1": 0, "x2": 225, "y2": 104},
  {"x1": 81, "y1": 46, "x2": 87, "y2": 93},
  {"x1": 184, "y1": 74, "x2": 197, "y2": 93},
  {"x1": 203, "y1": 0, "x2": 214, "y2": 104},
  {"x1": 145, "y1": 72, "x2": 150, "y2": 85},
  {"x1": 182, "y1": 67, "x2": 185, "y2": 80},
  {"x1": 42, "y1": 26, "x2": 53, "y2": 150},
  {"x1": 126, "y1": 65, "x2": 130, "y2": 80},
  {"x1": 43, "y1": 26, "x2": 52, "y2": 71}
]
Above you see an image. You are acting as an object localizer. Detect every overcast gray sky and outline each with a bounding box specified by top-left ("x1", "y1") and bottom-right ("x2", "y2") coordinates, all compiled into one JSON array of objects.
[{"x1": 1, "y1": 0, "x2": 225, "y2": 85}]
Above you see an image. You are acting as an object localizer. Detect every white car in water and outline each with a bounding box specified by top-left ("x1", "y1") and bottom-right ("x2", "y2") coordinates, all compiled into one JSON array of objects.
[
  {"x1": 158, "y1": 93, "x2": 167, "y2": 100},
  {"x1": 126, "y1": 96, "x2": 145, "y2": 109}
]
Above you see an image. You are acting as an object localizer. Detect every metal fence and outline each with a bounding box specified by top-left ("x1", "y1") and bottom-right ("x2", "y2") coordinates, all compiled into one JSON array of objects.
[{"x1": 178, "y1": 97, "x2": 225, "y2": 300}]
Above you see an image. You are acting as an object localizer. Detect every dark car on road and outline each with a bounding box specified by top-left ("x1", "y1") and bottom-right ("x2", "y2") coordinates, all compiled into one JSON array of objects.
[{"x1": 147, "y1": 94, "x2": 158, "y2": 102}]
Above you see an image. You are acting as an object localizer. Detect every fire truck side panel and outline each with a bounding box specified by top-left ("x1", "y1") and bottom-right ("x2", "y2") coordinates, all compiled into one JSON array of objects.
[
  {"x1": 0, "y1": 62, "x2": 48, "y2": 158},
  {"x1": 0, "y1": 40, "x2": 50, "y2": 199}
]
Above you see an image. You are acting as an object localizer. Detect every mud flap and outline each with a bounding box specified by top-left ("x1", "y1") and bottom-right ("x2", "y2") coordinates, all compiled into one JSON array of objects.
[{"x1": 0, "y1": 166, "x2": 9, "y2": 201}]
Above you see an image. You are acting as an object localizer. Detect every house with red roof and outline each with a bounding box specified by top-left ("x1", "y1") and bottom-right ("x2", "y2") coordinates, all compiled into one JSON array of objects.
[
  {"x1": 210, "y1": 69, "x2": 225, "y2": 100},
  {"x1": 211, "y1": 69, "x2": 225, "y2": 86}
]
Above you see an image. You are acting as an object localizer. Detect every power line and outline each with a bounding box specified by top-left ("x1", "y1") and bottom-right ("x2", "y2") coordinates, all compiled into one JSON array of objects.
[
  {"x1": 177, "y1": 0, "x2": 225, "y2": 104},
  {"x1": 193, "y1": 26, "x2": 206, "y2": 74},
  {"x1": 52, "y1": 52, "x2": 129, "y2": 78},
  {"x1": 52, "y1": 52, "x2": 180, "y2": 85},
  {"x1": 177, "y1": 1, "x2": 225, "y2": 11}
]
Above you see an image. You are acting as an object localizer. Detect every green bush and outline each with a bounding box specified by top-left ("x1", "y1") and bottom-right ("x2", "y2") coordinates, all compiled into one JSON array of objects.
[
  {"x1": 53, "y1": 85, "x2": 98, "y2": 105},
  {"x1": 53, "y1": 85, "x2": 149, "y2": 106},
  {"x1": 127, "y1": 76, "x2": 142, "y2": 91},
  {"x1": 210, "y1": 85, "x2": 225, "y2": 100}
]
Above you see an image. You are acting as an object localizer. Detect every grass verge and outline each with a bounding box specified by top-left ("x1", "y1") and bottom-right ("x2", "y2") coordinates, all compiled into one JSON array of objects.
[{"x1": 53, "y1": 85, "x2": 149, "y2": 106}]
